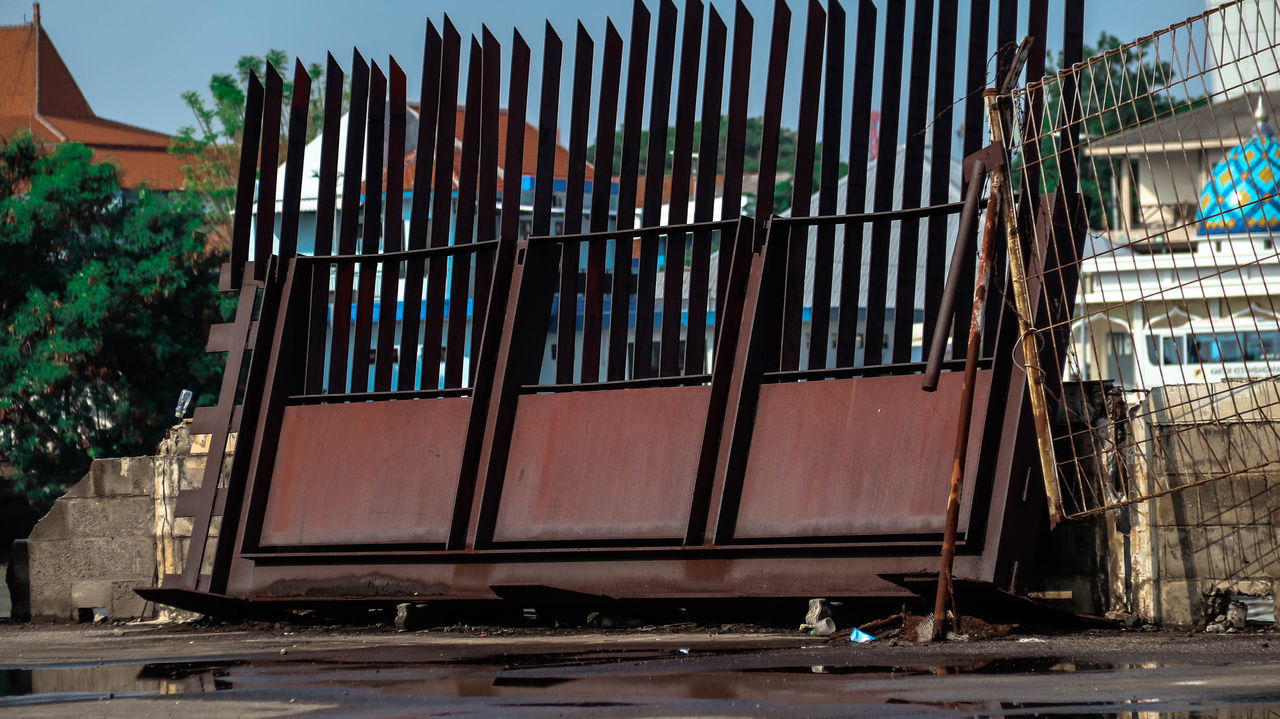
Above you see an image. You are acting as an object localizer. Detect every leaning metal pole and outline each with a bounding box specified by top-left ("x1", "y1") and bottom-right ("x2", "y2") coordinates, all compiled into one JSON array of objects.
[
  {"x1": 932, "y1": 105, "x2": 999, "y2": 639},
  {"x1": 986, "y1": 84, "x2": 1066, "y2": 528}
]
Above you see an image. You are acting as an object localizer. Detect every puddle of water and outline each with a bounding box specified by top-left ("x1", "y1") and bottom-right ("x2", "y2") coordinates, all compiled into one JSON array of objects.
[{"x1": 0, "y1": 660, "x2": 239, "y2": 703}]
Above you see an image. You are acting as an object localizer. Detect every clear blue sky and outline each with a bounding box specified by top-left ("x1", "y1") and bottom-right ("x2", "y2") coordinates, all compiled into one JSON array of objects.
[{"x1": 29, "y1": 0, "x2": 1208, "y2": 143}]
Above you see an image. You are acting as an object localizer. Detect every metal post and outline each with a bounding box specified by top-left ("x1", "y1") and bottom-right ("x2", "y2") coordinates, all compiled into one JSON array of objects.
[
  {"x1": 933, "y1": 103, "x2": 1000, "y2": 639},
  {"x1": 986, "y1": 88, "x2": 1066, "y2": 528}
]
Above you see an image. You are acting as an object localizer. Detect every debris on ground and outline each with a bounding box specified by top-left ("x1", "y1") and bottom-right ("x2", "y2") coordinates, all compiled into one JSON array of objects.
[
  {"x1": 799, "y1": 598, "x2": 837, "y2": 636},
  {"x1": 832, "y1": 611, "x2": 1012, "y2": 643},
  {"x1": 1205, "y1": 600, "x2": 1250, "y2": 633},
  {"x1": 849, "y1": 628, "x2": 875, "y2": 642}
]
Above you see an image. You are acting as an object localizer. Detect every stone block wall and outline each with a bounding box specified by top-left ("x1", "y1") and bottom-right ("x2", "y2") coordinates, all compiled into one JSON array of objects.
[
  {"x1": 26, "y1": 457, "x2": 157, "y2": 620},
  {"x1": 24, "y1": 421, "x2": 231, "y2": 621},
  {"x1": 1115, "y1": 383, "x2": 1280, "y2": 626}
]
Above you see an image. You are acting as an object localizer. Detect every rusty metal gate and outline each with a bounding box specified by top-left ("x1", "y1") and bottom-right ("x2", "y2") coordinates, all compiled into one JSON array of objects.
[{"x1": 143, "y1": 0, "x2": 1087, "y2": 611}]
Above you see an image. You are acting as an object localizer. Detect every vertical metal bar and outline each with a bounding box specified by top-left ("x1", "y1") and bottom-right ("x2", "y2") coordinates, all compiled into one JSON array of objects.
[
  {"x1": 582, "y1": 22, "x2": 622, "y2": 383},
  {"x1": 717, "y1": 1, "x2": 753, "y2": 326},
  {"x1": 327, "y1": 51, "x2": 368, "y2": 394},
  {"x1": 255, "y1": 65, "x2": 283, "y2": 278},
  {"x1": 470, "y1": 27, "x2": 503, "y2": 384},
  {"x1": 809, "y1": 0, "x2": 843, "y2": 372},
  {"x1": 531, "y1": 23, "x2": 563, "y2": 385},
  {"x1": 891, "y1": 0, "x2": 933, "y2": 365},
  {"x1": 754, "y1": 0, "x2": 792, "y2": 226},
  {"x1": 609, "y1": 0, "x2": 651, "y2": 381},
  {"x1": 422, "y1": 19, "x2": 462, "y2": 392},
  {"x1": 952, "y1": 0, "x2": 989, "y2": 360},
  {"x1": 375, "y1": 60, "x2": 406, "y2": 391},
  {"x1": 661, "y1": 0, "x2": 704, "y2": 377},
  {"x1": 304, "y1": 55, "x2": 343, "y2": 395},
  {"x1": 499, "y1": 31, "x2": 531, "y2": 245},
  {"x1": 922, "y1": 0, "x2": 958, "y2": 362},
  {"x1": 278, "y1": 60, "x2": 311, "y2": 264},
  {"x1": 312, "y1": 56, "x2": 344, "y2": 258},
  {"x1": 229, "y1": 72, "x2": 263, "y2": 288},
  {"x1": 556, "y1": 23, "x2": 594, "y2": 384},
  {"x1": 863, "y1": 0, "x2": 904, "y2": 367},
  {"x1": 1021, "y1": 0, "x2": 1048, "y2": 200},
  {"x1": 634, "y1": 0, "x2": 678, "y2": 380},
  {"x1": 1058, "y1": 0, "x2": 1084, "y2": 195},
  {"x1": 531, "y1": 23, "x2": 563, "y2": 239},
  {"x1": 687, "y1": 7, "x2": 726, "y2": 375},
  {"x1": 446, "y1": 39, "x2": 484, "y2": 390},
  {"x1": 835, "y1": 0, "x2": 876, "y2": 367},
  {"x1": 995, "y1": 0, "x2": 1018, "y2": 84},
  {"x1": 747, "y1": 0, "x2": 791, "y2": 376},
  {"x1": 353, "y1": 62, "x2": 386, "y2": 394},
  {"x1": 982, "y1": 8, "x2": 1022, "y2": 376},
  {"x1": 781, "y1": 0, "x2": 825, "y2": 372},
  {"x1": 398, "y1": 22, "x2": 443, "y2": 391},
  {"x1": 351, "y1": 62, "x2": 386, "y2": 394}
]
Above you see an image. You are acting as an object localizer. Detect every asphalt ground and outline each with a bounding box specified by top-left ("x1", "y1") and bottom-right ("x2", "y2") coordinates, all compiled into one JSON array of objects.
[{"x1": 2, "y1": 622, "x2": 1280, "y2": 717}]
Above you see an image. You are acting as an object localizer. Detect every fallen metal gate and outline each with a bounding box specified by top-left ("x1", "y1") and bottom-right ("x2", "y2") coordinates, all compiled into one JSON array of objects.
[{"x1": 143, "y1": 0, "x2": 1087, "y2": 611}]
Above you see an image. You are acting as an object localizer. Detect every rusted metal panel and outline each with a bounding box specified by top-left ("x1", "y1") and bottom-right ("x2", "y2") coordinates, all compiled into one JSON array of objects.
[
  {"x1": 158, "y1": 1, "x2": 1092, "y2": 612},
  {"x1": 732, "y1": 371, "x2": 990, "y2": 539},
  {"x1": 259, "y1": 399, "x2": 471, "y2": 546},
  {"x1": 241, "y1": 554, "x2": 926, "y2": 601},
  {"x1": 491, "y1": 386, "x2": 710, "y2": 543}
]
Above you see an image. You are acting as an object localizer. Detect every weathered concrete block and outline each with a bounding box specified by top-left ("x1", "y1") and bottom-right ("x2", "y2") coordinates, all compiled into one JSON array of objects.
[
  {"x1": 106, "y1": 496, "x2": 155, "y2": 537},
  {"x1": 28, "y1": 581, "x2": 71, "y2": 620},
  {"x1": 26, "y1": 504, "x2": 69, "y2": 542},
  {"x1": 70, "y1": 579, "x2": 112, "y2": 609},
  {"x1": 122, "y1": 457, "x2": 156, "y2": 496},
  {"x1": 85, "y1": 537, "x2": 155, "y2": 578},
  {"x1": 111, "y1": 580, "x2": 149, "y2": 618},
  {"x1": 171, "y1": 516, "x2": 194, "y2": 538},
  {"x1": 62, "y1": 499, "x2": 112, "y2": 538},
  {"x1": 6, "y1": 539, "x2": 30, "y2": 622},
  {"x1": 181, "y1": 456, "x2": 207, "y2": 491},
  {"x1": 1158, "y1": 579, "x2": 1214, "y2": 626},
  {"x1": 28, "y1": 539, "x2": 94, "y2": 583},
  {"x1": 1158, "y1": 525, "x2": 1279, "y2": 581}
]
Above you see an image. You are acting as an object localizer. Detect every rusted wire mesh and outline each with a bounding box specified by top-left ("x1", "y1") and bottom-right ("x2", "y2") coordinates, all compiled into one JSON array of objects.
[{"x1": 1006, "y1": 0, "x2": 1280, "y2": 518}]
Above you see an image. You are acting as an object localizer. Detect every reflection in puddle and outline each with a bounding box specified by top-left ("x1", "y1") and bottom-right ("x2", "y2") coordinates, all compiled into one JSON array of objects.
[
  {"x1": 0, "y1": 660, "x2": 239, "y2": 702},
  {"x1": 2, "y1": 653, "x2": 1280, "y2": 717}
]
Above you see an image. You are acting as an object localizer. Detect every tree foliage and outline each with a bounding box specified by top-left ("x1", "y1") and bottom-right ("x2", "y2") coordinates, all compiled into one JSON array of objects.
[
  {"x1": 170, "y1": 50, "x2": 331, "y2": 250},
  {"x1": 0, "y1": 133, "x2": 229, "y2": 506}
]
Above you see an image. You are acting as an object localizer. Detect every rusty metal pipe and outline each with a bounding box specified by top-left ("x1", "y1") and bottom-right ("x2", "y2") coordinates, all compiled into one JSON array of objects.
[
  {"x1": 923, "y1": 159, "x2": 987, "y2": 392},
  {"x1": 933, "y1": 94, "x2": 1004, "y2": 640}
]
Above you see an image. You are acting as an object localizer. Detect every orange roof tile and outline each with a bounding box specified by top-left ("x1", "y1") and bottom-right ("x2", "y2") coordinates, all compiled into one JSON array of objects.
[{"x1": 0, "y1": 7, "x2": 183, "y2": 189}]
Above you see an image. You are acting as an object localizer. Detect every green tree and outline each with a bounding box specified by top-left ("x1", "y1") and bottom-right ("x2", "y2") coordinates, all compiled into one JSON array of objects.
[
  {"x1": 0, "y1": 133, "x2": 229, "y2": 506},
  {"x1": 170, "y1": 50, "x2": 330, "y2": 250}
]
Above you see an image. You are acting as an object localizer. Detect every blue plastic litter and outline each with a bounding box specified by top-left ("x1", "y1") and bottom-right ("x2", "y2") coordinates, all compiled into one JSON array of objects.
[{"x1": 849, "y1": 628, "x2": 875, "y2": 643}]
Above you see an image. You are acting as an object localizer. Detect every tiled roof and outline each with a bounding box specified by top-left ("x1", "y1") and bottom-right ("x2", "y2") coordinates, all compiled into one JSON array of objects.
[{"x1": 0, "y1": 9, "x2": 183, "y2": 189}]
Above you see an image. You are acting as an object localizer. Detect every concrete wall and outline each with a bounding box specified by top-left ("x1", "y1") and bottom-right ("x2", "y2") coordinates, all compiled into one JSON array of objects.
[
  {"x1": 26, "y1": 456, "x2": 157, "y2": 620},
  {"x1": 1115, "y1": 382, "x2": 1280, "y2": 626},
  {"x1": 25, "y1": 421, "x2": 230, "y2": 621}
]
